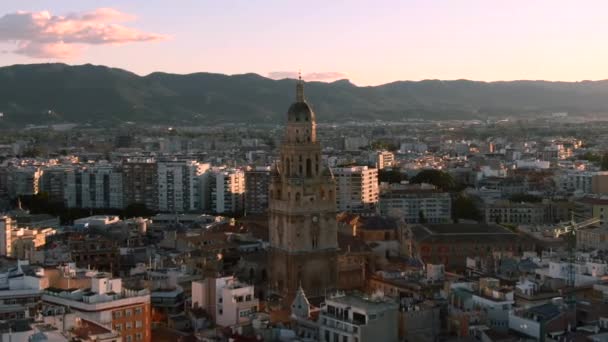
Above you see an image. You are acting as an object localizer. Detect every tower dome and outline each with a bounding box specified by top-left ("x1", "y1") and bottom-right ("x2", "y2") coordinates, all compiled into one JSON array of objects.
[{"x1": 287, "y1": 76, "x2": 316, "y2": 123}]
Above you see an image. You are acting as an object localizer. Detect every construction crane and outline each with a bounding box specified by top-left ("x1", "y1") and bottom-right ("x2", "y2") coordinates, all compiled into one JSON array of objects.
[{"x1": 552, "y1": 214, "x2": 600, "y2": 306}]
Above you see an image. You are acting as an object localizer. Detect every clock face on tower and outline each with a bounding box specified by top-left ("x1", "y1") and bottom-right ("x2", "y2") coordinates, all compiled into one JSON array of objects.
[{"x1": 312, "y1": 215, "x2": 319, "y2": 223}]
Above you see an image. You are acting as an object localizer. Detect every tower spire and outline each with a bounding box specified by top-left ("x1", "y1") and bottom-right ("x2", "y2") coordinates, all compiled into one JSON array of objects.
[{"x1": 296, "y1": 71, "x2": 304, "y2": 102}]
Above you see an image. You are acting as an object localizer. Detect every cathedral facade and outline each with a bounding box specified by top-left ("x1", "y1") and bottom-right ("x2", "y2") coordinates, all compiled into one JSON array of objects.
[{"x1": 268, "y1": 78, "x2": 338, "y2": 303}]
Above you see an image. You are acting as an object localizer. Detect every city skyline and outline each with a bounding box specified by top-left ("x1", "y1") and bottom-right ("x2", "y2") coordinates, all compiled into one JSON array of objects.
[{"x1": 1, "y1": 0, "x2": 608, "y2": 85}]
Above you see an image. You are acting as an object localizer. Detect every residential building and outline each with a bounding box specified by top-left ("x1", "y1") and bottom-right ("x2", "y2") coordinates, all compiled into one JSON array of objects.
[
  {"x1": 333, "y1": 166, "x2": 379, "y2": 213},
  {"x1": 244, "y1": 166, "x2": 271, "y2": 215},
  {"x1": 379, "y1": 186, "x2": 451, "y2": 224},
  {"x1": 0, "y1": 216, "x2": 14, "y2": 256},
  {"x1": 319, "y1": 292, "x2": 399, "y2": 342},
  {"x1": 64, "y1": 165, "x2": 124, "y2": 209},
  {"x1": 191, "y1": 276, "x2": 259, "y2": 327},
  {"x1": 42, "y1": 276, "x2": 152, "y2": 342},
  {"x1": 207, "y1": 168, "x2": 245, "y2": 215},
  {"x1": 157, "y1": 160, "x2": 209, "y2": 212},
  {"x1": 7, "y1": 166, "x2": 42, "y2": 198},
  {"x1": 371, "y1": 150, "x2": 394, "y2": 170},
  {"x1": 0, "y1": 260, "x2": 47, "y2": 320},
  {"x1": 122, "y1": 158, "x2": 158, "y2": 211}
]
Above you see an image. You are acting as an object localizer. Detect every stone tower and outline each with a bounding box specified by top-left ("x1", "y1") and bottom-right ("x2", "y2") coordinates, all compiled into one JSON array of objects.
[{"x1": 268, "y1": 76, "x2": 338, "y2": 303}]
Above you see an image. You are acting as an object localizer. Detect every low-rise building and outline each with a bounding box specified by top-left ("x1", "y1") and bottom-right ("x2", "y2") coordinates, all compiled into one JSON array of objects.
[
  {"x1": 191, "y1": 276, "x2": 259, "y2": 328},
  {"x1": 318, "y1": 292, "x2": 399, "y2": 342},
  {"x1": 42, "y1": 276, "x2": 152, "y2": 342}
]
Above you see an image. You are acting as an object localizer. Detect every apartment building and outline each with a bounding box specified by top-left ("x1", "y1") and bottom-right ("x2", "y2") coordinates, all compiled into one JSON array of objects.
[
  {"x1": 244, "y1": 166, "x2": 271, "y2": 215},
  {"x1": 379, "y1": 186, "x2": 451, "y2": 224},
  {"x1": 192, "y1": 276, "x2": 259, "y2": 327},
  {"x1": 42, "y1": 276, "x2": 152, "y2": 342},
  {"x1": 333, "y1": 166, "x2": 378, "y2": 213},
  {"x1": 157, "y1": 160, "x2": 209, "y2": 213},
  {"x1": 318, "y1": 292, "x2": 399, "y2": 342}
]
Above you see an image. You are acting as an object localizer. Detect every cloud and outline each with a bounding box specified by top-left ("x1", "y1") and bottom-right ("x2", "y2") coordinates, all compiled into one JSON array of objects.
[
  {"x1": 268, "y1": 71, "x2": 348, "y2": 82},
  {"x1": 0, "y1": 8, "x2": 168, "y2": 58}
]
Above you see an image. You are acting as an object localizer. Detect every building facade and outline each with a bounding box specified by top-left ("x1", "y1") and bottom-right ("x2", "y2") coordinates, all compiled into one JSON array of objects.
[
  {"x1": 244, "y1": 166, "x2": 271, "y2": 215},
  {"x1": 157, "y1": 160, "x2": 209, "y2": 213},
  {"x1": 333, "y1": 166, "x2": 379, "y2": 213}
]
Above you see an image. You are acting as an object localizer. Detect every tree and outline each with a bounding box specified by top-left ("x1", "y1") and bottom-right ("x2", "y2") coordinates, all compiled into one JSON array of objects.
[
  {"x1": 410, "y1": 169, "x2": 456, "y2": 191},
  {"x1": 601, "y1": 153, "x2": 608, "y2": 171},
  {"x1": 509, "y1": 193, "x2": 542, "y2": 203},
  {"x1": 378, "y1": 169, "x2": 407, "y2": 184},
  {"x1": 452, "y1": 194, "x2": 481, "y2": 222}
]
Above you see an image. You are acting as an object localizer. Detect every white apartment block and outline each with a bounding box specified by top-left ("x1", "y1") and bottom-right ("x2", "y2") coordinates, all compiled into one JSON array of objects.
[
  {"x1": 42, "y1": 276, "x2": 151, "y2": 342},
  {"x1": 379, "y1": 188, "x2": 451, "y2": 223},
  {"x1": 157, "y1": 160, "x2": 209, "y2": 213},
  {"x1": 64, "y1": 165, "x2": 124, "y2": 209},
  {"x1": 333, "y1": 166, "x2": 378, "y2": 212},
  {"x1": 192, "y1": 276, "x2": 258, "y2": 328},
  {"x1": 556, "y1": 170, "x2": 608, "y2": 194}
]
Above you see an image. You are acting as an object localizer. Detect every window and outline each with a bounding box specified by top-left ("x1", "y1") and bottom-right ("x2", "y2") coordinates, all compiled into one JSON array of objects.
[
  {"x1": 135, "y1": 321, "x2": 142, "y2": 328},
  {"x1": 135, "y1": 333, "x2": 143, "y2": 341},
  {"x1": 114, "y1": 324, "x2": 122, "y2": 331},
  {"x1": 113, "y1": 311, "x2": 122, "y2": 319},
  {"x1": 126, "y1": 322, "x2": 132, "y2": 329},
  {"x1": 134, "y1": 307, "x2": 143, "y2": 315},
  {"x1": 126, "y1": 335, "x2": 132, "y2": 342},
  {"x1": 125, "y1": 309, "x2": 132, "y2": 317}
]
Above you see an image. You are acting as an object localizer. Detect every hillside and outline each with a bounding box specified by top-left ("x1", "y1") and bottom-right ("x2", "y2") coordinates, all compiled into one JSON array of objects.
[{"x1": 1, "y1": 63, "x2": 608, "y2": 126}]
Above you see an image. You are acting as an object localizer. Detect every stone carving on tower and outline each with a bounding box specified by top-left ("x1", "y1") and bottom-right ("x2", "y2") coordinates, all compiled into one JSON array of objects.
[{"x1": 268, "y1": 75, "x2": 338, "y2": 304}]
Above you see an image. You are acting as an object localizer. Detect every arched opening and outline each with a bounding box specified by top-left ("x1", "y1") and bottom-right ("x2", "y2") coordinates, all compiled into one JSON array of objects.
[
  {"x1": 320, "y1": 189, "x2": 325, "y2": 200},
  {"x1": 295, "y1": 192, "x2": 301, "y2": 202},
  {"x1": 306, "y1": 158, "x2": 312, "y2": 177},
  {"x1": 285, "y1": 158, "x2": 290, "y2": 176}
]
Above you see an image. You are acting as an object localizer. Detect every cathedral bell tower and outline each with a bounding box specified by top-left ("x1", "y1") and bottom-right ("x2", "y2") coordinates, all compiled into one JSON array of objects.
[{"x1": 268, "y1": 76, "x2": 338, "y2": 303}]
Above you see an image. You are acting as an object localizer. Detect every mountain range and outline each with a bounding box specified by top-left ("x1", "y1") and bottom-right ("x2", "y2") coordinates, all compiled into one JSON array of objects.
[{"x1": 1, "y1": 63, "x2": 608, "y2": 126}]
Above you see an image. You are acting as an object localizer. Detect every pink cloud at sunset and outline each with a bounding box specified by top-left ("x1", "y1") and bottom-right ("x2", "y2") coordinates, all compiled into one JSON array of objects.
[
  {"x1": 0, "y1": 8, "x2": 168, "y2": 58},
  {"x1": 268, "y1": 71, "x2": 348, "y2": 82}
]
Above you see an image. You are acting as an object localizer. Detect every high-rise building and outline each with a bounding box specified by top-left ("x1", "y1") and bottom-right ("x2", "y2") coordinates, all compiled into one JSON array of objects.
[
  {"x1": 40, "y1": 166, "x2": 71, "y2": 203},
  {"x1": 333, "y1": 166, "x2": 379, "y2": 212},
  {"x1": 268, "y1": 78, "x2": 338, "y2": 303},
  {"x1": 157, "y1": 160, "x2": 209, "y2": 213},
  {"x1": 122, "y1": 158, "x2": 158, "y2": 211},
  {"x1": 244, "y1": 166, "x2": 271, "y2": 215},
  {"x1": 64, "y1": 165, "x2": 124, "y2": 209},
  {"x1": 205, "y1": 168, "x2": 245, "y2": 215},
  {"x1": 7, "y1": 166, "x2": 42, "y2": 198}
]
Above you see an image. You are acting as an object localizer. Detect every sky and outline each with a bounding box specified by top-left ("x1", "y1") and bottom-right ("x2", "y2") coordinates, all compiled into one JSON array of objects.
[{"x1": 0, "y1": 0, "x2": 607, "y2": 86}]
